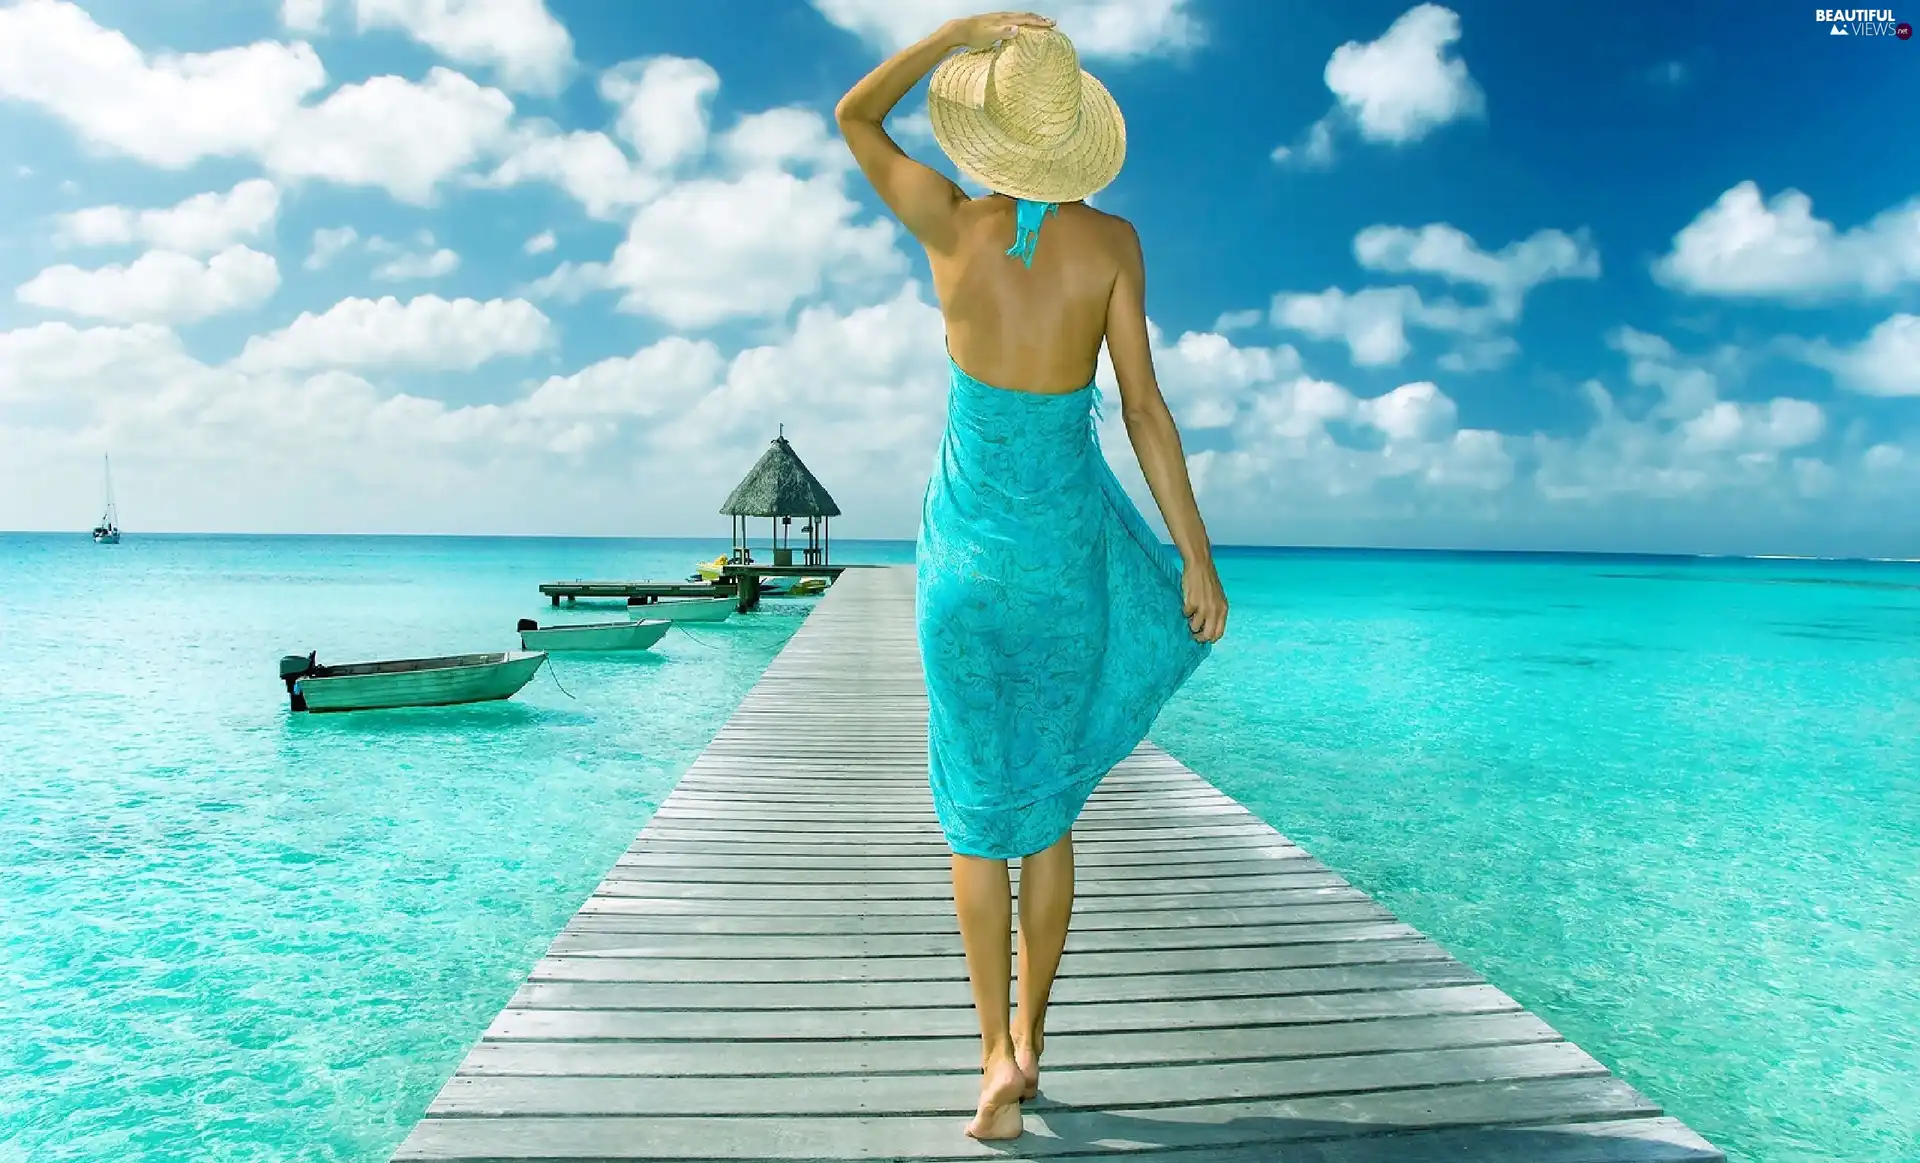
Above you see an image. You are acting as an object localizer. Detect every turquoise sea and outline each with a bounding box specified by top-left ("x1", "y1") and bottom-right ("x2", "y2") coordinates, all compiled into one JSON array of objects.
[{"x1": 0, "y1": 533, "x2": 1913, "y2": 1163}]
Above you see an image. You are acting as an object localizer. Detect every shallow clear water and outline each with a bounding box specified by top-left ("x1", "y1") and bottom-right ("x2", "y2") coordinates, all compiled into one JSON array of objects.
[
  {"x1": 0, "y1": 536, "x2": 1912, "y2": 1162},
  {"x1": 1156, "y1": 550, "x2": 1920, "y2": 1163},
  {"x1": 0, "y1": 534, "x2": 909, "y2": 1161}
]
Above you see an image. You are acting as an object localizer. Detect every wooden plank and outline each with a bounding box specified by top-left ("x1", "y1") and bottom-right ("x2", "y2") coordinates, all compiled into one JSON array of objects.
[
  {"x1": 483, "y1": 985, "x2": 1528, "y2": 1041},
  {"x1": 509, "y1": 960, "x2": 1483, "y2": 1011},
  {"x1": 589, "y1": 869, "x2": 1346, "y2": 899},
  {"x1": 574, "y1": 884, "x2": 1374, "y2": 916},
  {"x1": 396, "y1": 1076, "x2": 1692, "y2": 1159},
  {"x1": 546, "y1": 919, "x2": 1424, "y2": 959},
  {"x1": 455, "y1": 1011, "x2": 1560, "y2": 1076},
  {"x1": 619, "y1": 832, "x2": 1306, "y2": 859},
  {"x1": 430, "y1": 1041, "x2": 1610, "y2": 1116},
  {"x1": 392, "y1": 565, "x2": 1720, "y2": 1163},
  {"x1": 561, "y1": 900, "x2": 1398, "y2": 936},
  {"x1": 529, "y1": 938, "x2": 1451, "y2": 983},
  {"x1": 608, "y1": 852, "x2": 1321, "y2": 877}
]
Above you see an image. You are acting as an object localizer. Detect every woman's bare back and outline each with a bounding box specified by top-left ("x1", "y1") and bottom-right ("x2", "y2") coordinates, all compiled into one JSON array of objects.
[{"x1": 928, "y1": 196, "x2": 1126, "y2": 395}]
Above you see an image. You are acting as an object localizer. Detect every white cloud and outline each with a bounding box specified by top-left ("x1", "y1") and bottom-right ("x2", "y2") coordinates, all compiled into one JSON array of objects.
[
  {"x1": 1, "y1": 285, "x2": 1905, "y2": 548},
  {"x1": 266, "y1": 67, "x2": 516, "y2": 204},
  {"x1": 0, "y1": 3, "x2": 521, "y2": 204},
  {"x1": 306, "y1": 227, "x2": 360, "y2": 271},
  {"x1": 0, "y1": 320, "x2": 604, "y2": 531},
  {"x1": 1263, "y1": 221, "x2": 1594, "y2": 366},
  {"x1": 0, "y1": 0, "x2": 327, "y2": 168},
  {"x1": 0, "y1": 320, "x2": 190, "y2": 405},
  {"x1": 521, "y1": 337, "x2": 726, "y2": 419},
  {"x1": 720, "y1": 108, "x2": 851, "y2": 175},
  {"x1": 1437, "y1": 336, "x2": 1519, "y2": 372},
  {"x1": 1354, "y1": 223, "x2": 1598, "y2": 315},
  {"x1": 234, "y1": 294, "x2": 553, "y2": 372},
  {"x1": 1268, "y1": 284, "x2": 1514, "y2": 366},
  {"x1": 312, "y1": 227, "x2": 465, "y2": 280},
  {"x1": 1326, "y1": 4, "x2": 1483, "y2": 143},
  {"x1": 1271, "y1": 117, "x2": 1336, "y2": 169},
  {"x1": 482, "y1": 55, "x2": 728, "y2": 220},
  {"x1": 1105, "y1": 326, "x2": 1304, "y2": 431},
  {"x1": 605, "y1": 168, "x2": 905, "y2": 328},
  {"x1": 485, "y1": 125, "x2": 661, "y2": 220},
  {"x1": 1532, "y1": 329, "x2": 1828, "y2": 505},
  {"x1": 809, "y1": 0, "x2": 1201, "y2": 59},
  {"x1": 1806, "y1": 314, "x2": 1920, "y2": 397},
  {"x1": 1678, "y1": 398, "x2": 1824, "y2": 455},
  {"x1": 351, "y1": 0, "x2": 574, "y2": 95},
  {"x1": 1608, "y1": 326, "x2": 1729, "y2": 419},
  {"x1": 1271, "y1": 286, "x2": 1432, "y2": 366},
  {"x1": 1272, "y1": 4, "x2": 1482, "y2": 166},
  {"x1": 521, "y1": 260, "x2": 609, "y2": 304},
  {"x1": 282, "y1": 0, "x2": 328, "y2": 31},
  {"x1": 487, "y1": 63, "x2": 847, "y2": 226},
  {"x1": 600, "y1": 56, "x2": 719, "y2": 170},
  {"x1": 1655, "y1": 182, "x2": 1920, "y2": 299},
  {"x1": 17, "y1": 247, "x2": 280, "y2": 324},
  {"x1": 372, "y1": 246, "x2": 460, "y2": 280},
  {"x1": 1361, "y1": 379, "x2": 1458, "y2": 443},
  {"x1": 523, "y1": 230, "x2": 556, "y2": 255},
  {"x1": 57, "y1": 180, "x2": 281, "y2": 255}
]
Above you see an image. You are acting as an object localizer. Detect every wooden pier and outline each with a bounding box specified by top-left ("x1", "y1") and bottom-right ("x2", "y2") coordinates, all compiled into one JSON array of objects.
[
  {"x1": 542, "y1": 565, "x2": 853, "y2": 612},
  {"x1": 540, "y1": 581, "x2": 731, "y2": 603},
  {"x1": 394, "y1": 566, "x2": 1722, "y2": 1162}
]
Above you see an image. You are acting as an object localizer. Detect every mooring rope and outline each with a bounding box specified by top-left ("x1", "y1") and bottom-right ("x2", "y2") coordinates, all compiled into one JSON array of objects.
[{"x1": 672, "y1": 623, "x2": 722, "y2": 650}]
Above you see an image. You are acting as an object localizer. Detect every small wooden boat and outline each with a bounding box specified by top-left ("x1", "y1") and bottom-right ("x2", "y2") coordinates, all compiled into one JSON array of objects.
[
  {"x1": 518, "y1": 618, "x2": 669, "y2": 652},
  {"x1": 279, "y1": 650, "x2": 546, "y2": 712},
  {"x1": 629, "y1": 595, "x2": 734, "y2": 623}
]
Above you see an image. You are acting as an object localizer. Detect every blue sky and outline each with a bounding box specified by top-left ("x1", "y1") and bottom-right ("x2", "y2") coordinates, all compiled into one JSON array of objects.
[{"x1": 0, "y1": 0, "x2": 1915, "y2": 555}]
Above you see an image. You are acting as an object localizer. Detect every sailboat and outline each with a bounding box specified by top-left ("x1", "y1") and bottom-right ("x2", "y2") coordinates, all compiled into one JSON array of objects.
[{"x1": 92, "y1": 455, "x2": 120, "y2": 544}]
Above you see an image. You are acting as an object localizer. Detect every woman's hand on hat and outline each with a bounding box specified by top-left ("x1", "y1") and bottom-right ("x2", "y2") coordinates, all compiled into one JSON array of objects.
[{"x1": 944, "y1": 11, "x2": 1055, "y2": 52}]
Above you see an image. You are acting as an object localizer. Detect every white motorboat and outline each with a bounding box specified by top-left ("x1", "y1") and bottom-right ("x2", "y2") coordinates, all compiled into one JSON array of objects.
[
  {"x1": 279, "y1": 650, "x2": 547, "y2": 712},
  {"x1": 518, "y1": 618, "x2": 669, "y2": 652},
  {"x1": 628, "y1": 596, "x2": 734, "y2": 623}
]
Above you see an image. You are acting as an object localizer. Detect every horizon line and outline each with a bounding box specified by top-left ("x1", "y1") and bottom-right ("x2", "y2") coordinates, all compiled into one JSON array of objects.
[{"x1": 2, "y1": 529, "x2": 1913, "y2": 565}]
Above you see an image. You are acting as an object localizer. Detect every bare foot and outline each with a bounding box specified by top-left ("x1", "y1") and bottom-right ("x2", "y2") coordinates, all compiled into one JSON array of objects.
[
  {"x1": 964, "y1": 1055, "x2": 1025, "y2": 1141},
  {"x1": 1012, "y1": 1032, "x2": 1043, "y2": 1100}
]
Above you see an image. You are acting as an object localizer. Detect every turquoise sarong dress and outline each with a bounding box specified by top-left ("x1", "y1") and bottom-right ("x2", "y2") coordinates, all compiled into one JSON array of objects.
[{"x1": 918, "y1": 199, "x2": 1210, "y2": 860}]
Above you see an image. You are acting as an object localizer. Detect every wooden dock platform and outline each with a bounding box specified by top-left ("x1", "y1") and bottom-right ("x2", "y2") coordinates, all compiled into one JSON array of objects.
[
  {"x1": 540, "y1": 580, "x2": 733, "y2": 603},
  {"x1": 542, "y1": 565, "x2": 853, "y2": 611},
  {"x1": 395, "y1": 566, "x2": 1722, "y2": 1162}
]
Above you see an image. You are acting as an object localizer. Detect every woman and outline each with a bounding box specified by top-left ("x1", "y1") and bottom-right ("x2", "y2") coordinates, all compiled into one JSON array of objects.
[{"x1": 835, "y1": 10, "x2": 1228, "y2": 1141}]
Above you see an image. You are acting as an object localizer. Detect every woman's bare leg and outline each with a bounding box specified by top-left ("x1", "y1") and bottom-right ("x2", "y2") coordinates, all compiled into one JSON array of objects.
[
  {"x1": 1012, "y1": 831, "x2": 1074, "y2": 1098},
  {"x1": 950, "y1": 853, "x2": 1024, "y2": 1140}
]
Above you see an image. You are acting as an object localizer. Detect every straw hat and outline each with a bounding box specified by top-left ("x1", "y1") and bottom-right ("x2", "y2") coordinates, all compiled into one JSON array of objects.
[{"x1": 927, "y1": 27, "x2": 1126, "y2": 204}]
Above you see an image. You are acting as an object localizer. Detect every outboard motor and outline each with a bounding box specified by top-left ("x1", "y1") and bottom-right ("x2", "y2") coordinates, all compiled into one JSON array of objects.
[
  {"x1": 279, "y1": 652, "x2": 317, "y2": 711},
  {"x1": 516, "y1": 618, "x2": 538, "y2": 632}
]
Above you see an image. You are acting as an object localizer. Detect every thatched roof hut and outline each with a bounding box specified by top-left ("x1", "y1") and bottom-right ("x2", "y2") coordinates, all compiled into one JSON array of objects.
[
  {"x1": 721, "y1": 429, "x2": 839, "y2": 567},
  {"x1": 720, "y1": 431, "x2": 841, "y2": 518}
]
